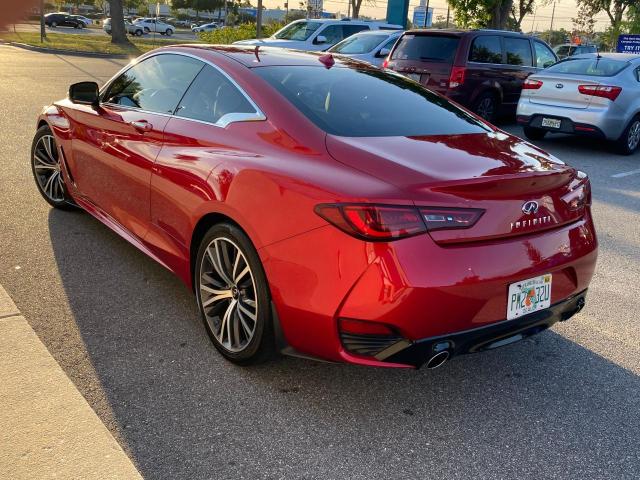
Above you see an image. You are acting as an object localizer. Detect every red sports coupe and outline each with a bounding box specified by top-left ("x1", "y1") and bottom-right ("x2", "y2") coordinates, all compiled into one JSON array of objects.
[{"x1": 32, "y1": 45, "x2": 597, "y2": 369}]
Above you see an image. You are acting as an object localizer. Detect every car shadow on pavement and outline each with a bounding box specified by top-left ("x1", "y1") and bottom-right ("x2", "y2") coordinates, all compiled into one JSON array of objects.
[{"x1": 47, "y1": 209, "x2": 640, "y2": 480}]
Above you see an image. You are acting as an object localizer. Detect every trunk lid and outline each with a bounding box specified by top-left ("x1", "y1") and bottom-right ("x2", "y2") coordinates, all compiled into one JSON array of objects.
[
  {"x1": 326, "y1": 132, "x2": 583, "y2": 244},
  {"x1": 527, "y1": 74, "x2": 597, "y2": 109}
]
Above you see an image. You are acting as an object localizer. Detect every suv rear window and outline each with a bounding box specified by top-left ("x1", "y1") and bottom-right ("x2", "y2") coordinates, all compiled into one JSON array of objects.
[
  {"x1": 391, "y1": 34, "x2": 459, "y2": 63},
  {"x1": 546, "y1": 57, "x2": 628, "y2": 77},
  {"x1": 255, "y1": 66, "x2": 489, "y2": 137}
]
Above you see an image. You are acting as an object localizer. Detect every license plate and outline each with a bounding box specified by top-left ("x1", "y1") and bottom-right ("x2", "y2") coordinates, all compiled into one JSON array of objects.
[
  {"x1": 507, "y1": 274, "x2": 552, "y2": 320},
  {"x1": 407, "y1": 73, "x2": 421, "y2": 82},
  {"x1": 541, "y1": 117, "x2": 561, "y2": 129}
]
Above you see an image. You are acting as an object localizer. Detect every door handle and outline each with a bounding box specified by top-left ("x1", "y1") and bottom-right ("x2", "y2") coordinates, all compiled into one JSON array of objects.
[{"x1": 130, "y1": 120, "x2": 153, "y2": 132}]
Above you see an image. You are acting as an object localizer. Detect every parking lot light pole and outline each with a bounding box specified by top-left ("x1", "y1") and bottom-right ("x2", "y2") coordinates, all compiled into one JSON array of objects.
[{"x1": 256, "y1": 0, "x2": 263, "y2": 38}]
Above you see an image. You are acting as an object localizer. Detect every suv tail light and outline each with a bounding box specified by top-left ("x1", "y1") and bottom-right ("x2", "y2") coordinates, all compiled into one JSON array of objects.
[
  {"x1": 448, "y1": 66, "x2": 466, "y2": 89},
  {"x1": 523, "y1": 79, "x2": 543, "y2": 89},
  {"x1": 578, "y1": 84, "x2": 622, "y2": 101},
  {"x1": 315, "y1": 204, "x2": 484, "y2": 241}
]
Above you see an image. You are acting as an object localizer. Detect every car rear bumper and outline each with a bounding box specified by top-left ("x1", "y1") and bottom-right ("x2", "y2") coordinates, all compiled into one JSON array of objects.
[
  {"x1": 262, "y1": 212, "x2": 598, "y2": 368},
  {"x1": 516, "y1": 101, "x2": 627, "y2": 140},
  {"x1": 380, "y1": 289, "x2": 587, "y2": 368}
]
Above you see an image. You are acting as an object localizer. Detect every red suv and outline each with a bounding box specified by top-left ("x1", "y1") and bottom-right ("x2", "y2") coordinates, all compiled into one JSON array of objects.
[{"x1": 385, "y1": 29, "x2": 557, "y2": 121}]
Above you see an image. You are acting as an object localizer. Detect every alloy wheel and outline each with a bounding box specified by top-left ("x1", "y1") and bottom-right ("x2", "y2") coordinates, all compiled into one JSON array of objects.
[
  {"x1": 33, "y1": 135, "x2": 65, "y2": 203},
  {"x1": 198, "y1": 237, "x2": 258, "y2": 353},
  {"x1": 627, "y1": 120, "x2": 640, "y2": 151},
  {"x1": 476, "y1": 97, "x2": 495, "y2": 120}
]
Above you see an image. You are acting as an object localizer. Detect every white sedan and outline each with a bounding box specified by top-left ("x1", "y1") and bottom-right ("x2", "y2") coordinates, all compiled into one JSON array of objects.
[
  {"x1": 192, "y1": 22, "x2": 219, "y2": 33},
  {"x1": 134, "y1": 18, "x2": 174, "y2": 35}
]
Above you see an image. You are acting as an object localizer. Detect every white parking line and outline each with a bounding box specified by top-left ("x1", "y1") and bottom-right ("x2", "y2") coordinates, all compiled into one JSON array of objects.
[{"x1": 611, "y1": 169, "x2": 640, "y2": 178}]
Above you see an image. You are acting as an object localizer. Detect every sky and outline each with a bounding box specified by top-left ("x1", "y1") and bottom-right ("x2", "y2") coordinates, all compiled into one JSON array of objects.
[{"x1": 258, "y1": 0, "x2": 613, "y2": 32}]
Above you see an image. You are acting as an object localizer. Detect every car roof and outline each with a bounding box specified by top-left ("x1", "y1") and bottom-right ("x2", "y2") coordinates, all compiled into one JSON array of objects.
[
  {"x1": 171, "y1": 44, "x2": 379, "y2": 68},
  {"x1": 347, "y1": 29, "x2": 402, "y2": 36},
  {"x1": 287, "y1": 18, "x2": 401, "y2": 28},
  {"x1": 571, "y1": 52, "x2": 640, "y2": 62}
]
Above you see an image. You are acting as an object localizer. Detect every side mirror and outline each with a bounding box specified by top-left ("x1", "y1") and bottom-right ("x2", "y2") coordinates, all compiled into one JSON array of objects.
[
  {"x1": 314, "y1": 35, "x2": 327, "y2": 45},
  {"x1": 377, "y1": 47, "x2": 391, "y2": 58},
  {"x1": 69, "y1": 81, "x2": 99, "y2": 106}
]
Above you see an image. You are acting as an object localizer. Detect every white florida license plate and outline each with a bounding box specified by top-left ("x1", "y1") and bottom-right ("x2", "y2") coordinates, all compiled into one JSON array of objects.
[
  {"x1": 506, "y1": 274, "x2": 552, "y2": 320},
  {"x1": 541, "y1": 117, "x2": 561, "y2": 129}
]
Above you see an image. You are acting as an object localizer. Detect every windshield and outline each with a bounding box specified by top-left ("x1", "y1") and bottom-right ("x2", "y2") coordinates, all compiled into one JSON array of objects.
[
  {"x1": 254, "y1": 66, "x2": 490, "y2": 137},
  {"x1": 274, "y1": 21, "x2": 322, "y2": 41},
  {"x1": 391, "y1": 34, "x2": 460, "y2": 62},
  {"x1": 330, "y1": 34, "x2": 389, "y2": 54},
  {"x1": 546, "y1": 57, "x2": 628, "y2": 77}
]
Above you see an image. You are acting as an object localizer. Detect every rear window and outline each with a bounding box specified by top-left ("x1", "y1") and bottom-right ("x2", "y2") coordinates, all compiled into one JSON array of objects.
[
  {"x1": 254, "y1": 65, "x2": 490, "y2": 137},
  {"x1": 391, "y1": 34, "x2": 459, "y2": 63},
  {"x1": 546, "y1": 57, "x2": 629, "y2": 77},
  {"x1": 330, "y1": 34, "x2": 389, "y2": 54}
]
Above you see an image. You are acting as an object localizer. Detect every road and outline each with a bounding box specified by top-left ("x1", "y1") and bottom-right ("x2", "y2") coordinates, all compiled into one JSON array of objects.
[{"x1": 0, "y1": 45, "x2": 639, "y2": 479}]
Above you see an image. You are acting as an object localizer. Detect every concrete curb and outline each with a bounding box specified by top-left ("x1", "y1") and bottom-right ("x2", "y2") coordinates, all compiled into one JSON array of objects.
[
  {"x1": 0, "y1": 284, "x2": 142, "y2": 479},
  {"x1": 0, "y1": 40, "x2": 131, "y2": 59}
]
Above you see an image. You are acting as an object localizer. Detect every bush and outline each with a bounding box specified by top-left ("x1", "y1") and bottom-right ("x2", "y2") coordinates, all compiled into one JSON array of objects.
[{"x1": 198, "y1": 23, "x2": 283, "y2": 45}]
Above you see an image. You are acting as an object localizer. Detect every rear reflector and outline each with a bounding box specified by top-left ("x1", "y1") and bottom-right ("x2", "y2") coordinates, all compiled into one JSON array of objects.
[
  {"x1": 448, "y1": 66, "x2": 466, "y2": 89},
  {"x1": 523, "y1": 78, "x2": 543, "y2": 89},
  {"x1": 339, "y1": 318, "x2": 396, "y2": 336},
  {"x1": 578, "y1": 84, "x2": 622, "y2": 101}
]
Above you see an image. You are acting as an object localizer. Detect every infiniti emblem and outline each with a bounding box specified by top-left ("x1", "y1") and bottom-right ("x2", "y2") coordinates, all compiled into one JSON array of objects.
[
  {"x1": 522, "y1": 201, "x2": 539, "y2": 215},
  {"x1": 555, "y1": 83, "x2": 564, "y2": 89}
]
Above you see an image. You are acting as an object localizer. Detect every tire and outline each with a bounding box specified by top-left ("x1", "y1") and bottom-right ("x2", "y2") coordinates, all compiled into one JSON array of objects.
[
  {"x1": 134, "y1": 29, "x2": 143, "y2": 36},
  {"x1": 523, "y1": 126, "x2": 547, "y2": 141},
  {"x1": 472, "y1": 92, "x2": 499, "y2": 122},
  {"x1": 614, "y1": 115, "x2": 640, "y2": 155},
  {"x1": 144, "y1": 27, "x2": 150, "y2": 33},
  {"x1": 165, "y1": 29, "x2": 173, "y2": 36},
  {"x1": 31, "y1": 125, "x2": 75, "y2": 210},
  {"x1": 51, "y1": 21, "x2": 57, "y2": 28},
  {"x1": 195, "y1": 223, "x2": 274, "y2": 365}
]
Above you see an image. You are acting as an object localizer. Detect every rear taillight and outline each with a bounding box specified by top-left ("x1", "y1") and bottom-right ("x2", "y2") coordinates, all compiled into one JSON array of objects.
[
  {"x1": 315, "y1": 204, "x2": 484, "y2": 241},
  {"x1": 523, "y1": 79, "x2": 543, "y2": 89},
  {"x1": 448, "y1": 66, "x2": 466, "y2": 89},
  {"x1": 562, "y1": 173, "x2": 591, "y2": 211},
  {"x1": 382, "y1": 58, "x2": 389, "y2": 69},
  {"x1": 578, "y1": 84, "x2": 622, "y2": 101},
  {"x1": 419, "y1": 207, "x2": 484, "y2": 231}
]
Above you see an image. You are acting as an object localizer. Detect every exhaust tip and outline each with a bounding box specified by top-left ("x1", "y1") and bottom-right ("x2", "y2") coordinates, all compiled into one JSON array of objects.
[{"x1": 426, "y1": 350, "x2": 450, "y2": 369}]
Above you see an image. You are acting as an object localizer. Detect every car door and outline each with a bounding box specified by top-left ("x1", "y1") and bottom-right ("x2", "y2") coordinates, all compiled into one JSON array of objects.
[
  {"x1": 67, "y1": 53, "x2": 204, "y2": 239},
  {"x1": 148, "y1": 63, "x2": 265, "y2": 265},
  {"x1": 501, "y1": 35, "x2": 536, "y2": 107},
  {"x1": 466, "y1": 35, "x2": 505, "y2": 100}
]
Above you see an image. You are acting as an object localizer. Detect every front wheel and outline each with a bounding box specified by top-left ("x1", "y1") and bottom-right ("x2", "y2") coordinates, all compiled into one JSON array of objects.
[
  {"x1": 50, "y1": 21, "x2": 57, "y2": 28},
  {"x1": 31, "y1": 125, "x2": 75, "y2": 209},
  {"x1": 134, "y1": 29, "x2": 143, "y2": 36},
  {"x1": 165, "y1": 29, "x2": 173, "y2": 36},
  {"x1": 195, "y1": 223, "x2": 274, "y2": 365},
  {"x1": 523, "y1": 126, "x2": 547, "y2": 141},
  {"x1": 615, "y1": 116, "x2": 640, "y2": 155}
]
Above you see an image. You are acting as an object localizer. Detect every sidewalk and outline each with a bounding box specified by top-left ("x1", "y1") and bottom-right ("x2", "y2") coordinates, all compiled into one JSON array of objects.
[{"x1": 0, "y1": 284, "x2": 142, "y2": 479}]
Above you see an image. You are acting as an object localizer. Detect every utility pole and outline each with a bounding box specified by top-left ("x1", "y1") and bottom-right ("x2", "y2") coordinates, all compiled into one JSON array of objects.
[
  {"x1": 549, "y1": 1, "x2": 556, "y2": 35},
  {"x1": 446, "y1": 5, "x2": 450, "y2": 28},
  {"x1": 424, "y1": 0, "x2": 429, "y2": 28},
  {"x1": 256, "y1": 0, "x2": 263, "y2": 38},
  {"x1": 40, "y1": 0, "x2": 46, "y2": 42},
  {"x1": 347, "y1": 0, "x2": 351, "y2": 18}
]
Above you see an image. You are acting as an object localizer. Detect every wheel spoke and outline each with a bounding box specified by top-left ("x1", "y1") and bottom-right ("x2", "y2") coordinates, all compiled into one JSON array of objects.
[
  {"x1": 238, "y1": 300, "x2": 256, "y2": 321},
  {"x1": 235, "y1": 265, "x2": 250, "y2": 284}
]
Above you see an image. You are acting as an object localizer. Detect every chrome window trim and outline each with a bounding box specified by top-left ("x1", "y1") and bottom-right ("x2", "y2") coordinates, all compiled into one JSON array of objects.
[{"x1": 99, "y1": 50, "x2": 267, "y2": 128}]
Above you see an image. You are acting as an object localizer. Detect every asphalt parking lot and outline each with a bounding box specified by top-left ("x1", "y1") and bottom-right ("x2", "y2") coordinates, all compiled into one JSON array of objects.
[
  {"x1": 11, "y1": 21, "x2": 198, "y2": 41},
  {"x1": 0, "y1": 45, "x2": 638, "y2": 479}
]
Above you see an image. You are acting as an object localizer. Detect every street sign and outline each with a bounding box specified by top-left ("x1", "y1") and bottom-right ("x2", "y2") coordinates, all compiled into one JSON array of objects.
[
  {"x1": 412, "y1": 6, "x2": 432, "y2": 28},
  {"x1": 617, "y1": 34, "x2": 640, "y2": 54}
]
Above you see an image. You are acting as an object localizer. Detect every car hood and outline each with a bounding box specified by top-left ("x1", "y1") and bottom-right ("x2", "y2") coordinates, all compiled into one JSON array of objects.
[{"x1": 326, "y1": 131, "x2": 582, "y2": 243}]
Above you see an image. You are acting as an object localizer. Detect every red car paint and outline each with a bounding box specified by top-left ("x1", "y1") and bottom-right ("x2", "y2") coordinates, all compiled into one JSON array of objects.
[{"x1": 38, "y1": 46, "x2": 597, "y2": 368}]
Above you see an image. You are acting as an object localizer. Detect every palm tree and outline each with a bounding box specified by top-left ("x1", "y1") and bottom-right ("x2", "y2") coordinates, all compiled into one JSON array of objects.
[{"x1": 109, "y1": 0, "x2": 130, "y2": 45}]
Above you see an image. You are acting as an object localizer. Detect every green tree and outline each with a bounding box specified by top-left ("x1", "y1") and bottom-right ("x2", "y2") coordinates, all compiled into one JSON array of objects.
[
  {"x1": 576, "y1": 0, "x2": 634, "y2": 42},
  {"x1": 510, "y1": 0, "x2": 536, "y2": 30}
]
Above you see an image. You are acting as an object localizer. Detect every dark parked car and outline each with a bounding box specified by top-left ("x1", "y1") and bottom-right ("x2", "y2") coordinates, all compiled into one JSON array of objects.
[
  {"x1": 44, "y1": 13, "x2": 85, "y2": 29},
  {"x1": 385, "y1": 29, "x2": 558, "y2": 121}
]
